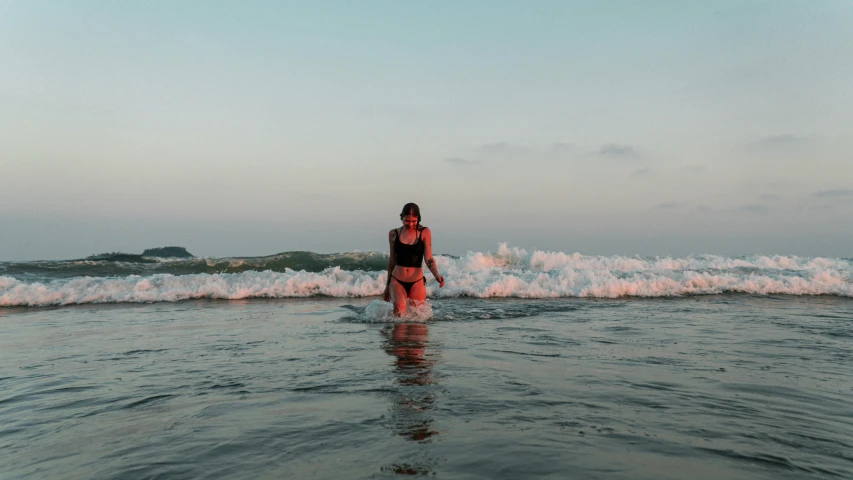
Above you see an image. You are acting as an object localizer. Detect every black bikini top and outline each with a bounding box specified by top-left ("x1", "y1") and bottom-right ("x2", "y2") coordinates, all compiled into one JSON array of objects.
[{"x1": 394, "y1": 228, "x2": 425, "y2": 267}]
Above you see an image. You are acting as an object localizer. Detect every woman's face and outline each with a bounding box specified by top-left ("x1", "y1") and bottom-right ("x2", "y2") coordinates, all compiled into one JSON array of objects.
[{"x1": 401, "y1": 215, "x2": 418, "y2": 230}]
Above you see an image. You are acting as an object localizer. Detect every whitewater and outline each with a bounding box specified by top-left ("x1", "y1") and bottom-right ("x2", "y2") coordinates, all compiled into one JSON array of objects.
[{"x1": 2, "y1": 244, "x2": 851, "y2": 307}]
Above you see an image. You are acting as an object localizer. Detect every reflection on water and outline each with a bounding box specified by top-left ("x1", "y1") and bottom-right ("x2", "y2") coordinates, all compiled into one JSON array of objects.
[
  {"x1": 381, "y1": 323, "x2": 442, "y2": 474},
  {"x1": 386, "y1": 323, "x2": 436, "y2": 386}
]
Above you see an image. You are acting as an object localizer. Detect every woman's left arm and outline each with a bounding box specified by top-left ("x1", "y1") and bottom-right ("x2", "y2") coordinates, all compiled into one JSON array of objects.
[{"x1": 422, "y1": 228, "x2": 445, "y2": 288}]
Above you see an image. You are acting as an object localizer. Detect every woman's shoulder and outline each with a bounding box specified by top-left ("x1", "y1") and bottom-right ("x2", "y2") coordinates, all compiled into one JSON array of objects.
[
  {"x1": 388, "y1": 228, "x2": 398, "y2": 238},
  {"x1": 419, "y1": 226, "x2": 431, "y2": 236}
]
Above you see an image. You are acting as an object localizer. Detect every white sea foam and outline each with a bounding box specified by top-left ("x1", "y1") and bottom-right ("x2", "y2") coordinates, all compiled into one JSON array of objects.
[
  {"x1": 359, "y1": 299, "x2": 433, "y2": 323},
  {"x1": 2, "y1": 244, "x2": 851, "y2": 306}
]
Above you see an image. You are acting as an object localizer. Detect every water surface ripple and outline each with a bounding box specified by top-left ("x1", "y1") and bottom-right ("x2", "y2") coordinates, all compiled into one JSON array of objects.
[{"x1": 1, "y1": 296, "x2": 851, "y2": 479}]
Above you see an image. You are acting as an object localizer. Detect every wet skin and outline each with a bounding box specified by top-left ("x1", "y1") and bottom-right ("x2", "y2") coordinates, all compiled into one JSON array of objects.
[{"x1": 384, "y1": 215, "x2": 444, "y2": 316}]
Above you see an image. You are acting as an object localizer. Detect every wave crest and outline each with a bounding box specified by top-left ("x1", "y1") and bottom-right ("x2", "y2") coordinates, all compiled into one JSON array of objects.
[{"x1": 2, "y1": 244, "x2": 851, "y2": 306}]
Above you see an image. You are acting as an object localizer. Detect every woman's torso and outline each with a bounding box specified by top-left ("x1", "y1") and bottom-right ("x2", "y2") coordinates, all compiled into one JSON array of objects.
[{"x1": 392, "y1": 227, "x2": 425, "y2": 281}]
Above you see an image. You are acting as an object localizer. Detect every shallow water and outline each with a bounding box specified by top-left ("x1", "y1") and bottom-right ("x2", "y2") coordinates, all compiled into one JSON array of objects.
[{"x1": 2, "y1": 296, "x2": 852, "y2": 479}]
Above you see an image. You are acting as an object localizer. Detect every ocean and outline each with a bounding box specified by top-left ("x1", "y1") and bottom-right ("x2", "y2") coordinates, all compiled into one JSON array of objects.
[{"x1": 1, "y1": 245, "x2": 852, "y2": 478}]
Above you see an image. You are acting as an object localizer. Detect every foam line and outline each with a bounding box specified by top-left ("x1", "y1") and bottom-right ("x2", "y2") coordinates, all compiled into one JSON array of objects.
[{"x1": 2, "y1": 244, "x2": 851, "y2": 306}]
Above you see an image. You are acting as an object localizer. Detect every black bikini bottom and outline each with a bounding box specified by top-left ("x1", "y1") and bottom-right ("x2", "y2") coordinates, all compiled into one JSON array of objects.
[{"x1": 392, "y1": 276, "x2": 426, "y2": 295}]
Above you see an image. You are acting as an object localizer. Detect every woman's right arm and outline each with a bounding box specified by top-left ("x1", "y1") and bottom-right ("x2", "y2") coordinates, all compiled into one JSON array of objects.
[{"x1": 383, "y1": 229, "x2": 396, "y2": 301}]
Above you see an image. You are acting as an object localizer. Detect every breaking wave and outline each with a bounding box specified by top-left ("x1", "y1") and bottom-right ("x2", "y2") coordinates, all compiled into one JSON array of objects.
[{"x1": 2, "y1": 244, "x2": 851, "y2": 306}]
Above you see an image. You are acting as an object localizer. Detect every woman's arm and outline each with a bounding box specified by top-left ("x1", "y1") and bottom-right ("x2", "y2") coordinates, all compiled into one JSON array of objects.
[
  {"x1": 421, "y1": 228, "x2": 445, "y2": 288},
  {"x1": 383, "y1": 229, "x2": 396, "y2": 301}
]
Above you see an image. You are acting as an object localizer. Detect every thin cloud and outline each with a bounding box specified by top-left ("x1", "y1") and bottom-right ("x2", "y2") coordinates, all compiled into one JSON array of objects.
[
  {"x1": 478, "y1": 142, "x2": 510, "y2": 153},
  {"x1": 653, "y1": 202, "x2": 682, "y2": 210},
  {"x1": 741, "y1": 134, "x2": 813, "y2": 154},
  {"x1": 470, "y1": 142, "x2": 576, "y2": 162},
  {"x1": 445, "y1": 157, "x2": 481, "y2": 166},
  {"x1": 681, "y1": 165, "x2": 707, "y2": 173},
  {"x1": 808, "y1": 204, "x2": 835, "y2": 212},
  {"x1": 729, "y1": 204, "x2": 775, "y2": 214},
  {"x1": 757, "y1": 134, "x2": 811, "y2": 147},
  {"x1": 811, "y1": 188, "x2": 853, "y2": 198},
  {"x1": 759, "y1": 194, "x2": 782, "y2": 200},
  {"x1": 476, "y1": 142, "x2": 534, "y2": 156},
  {"x1": 548, "y1": 142, "x2": 577, "y2": 155},
  {"x1": 461, "y1": 141, "x2": 640, "y2": 164},
  {"x1": 599, "y1": 143, "x2": 639, "y2": 158},
  {"x1": 631, "y1": 167, "x2": 653, "y2": 177}
]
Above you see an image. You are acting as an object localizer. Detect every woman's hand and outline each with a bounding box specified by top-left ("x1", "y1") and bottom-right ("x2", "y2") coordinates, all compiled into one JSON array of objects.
[
  {"x1": 436, "y1": 275, "x2": 445, "y2": 288},
  {"x1": 383, "y1": 286, "x2": 391, "y2": 302}
]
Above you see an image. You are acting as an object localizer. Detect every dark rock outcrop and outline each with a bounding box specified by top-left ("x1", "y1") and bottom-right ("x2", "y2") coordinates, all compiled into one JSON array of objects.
[{"x1": 141, "y1": 247, "x2": 194, "y2": 258}]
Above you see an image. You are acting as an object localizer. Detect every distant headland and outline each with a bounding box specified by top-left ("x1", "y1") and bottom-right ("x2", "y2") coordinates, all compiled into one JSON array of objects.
[
  {"x1": 86, "y1": 246, "x2": 194, "y2": 262},
  {"x1": 140, "y1": 247, "x2": 194, "y2": 258}
]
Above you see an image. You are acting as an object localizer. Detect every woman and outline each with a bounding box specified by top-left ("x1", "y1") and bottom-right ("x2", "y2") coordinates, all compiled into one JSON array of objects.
[{"x1": 383, "y1": 203, "x2": 445, "y2": 316}]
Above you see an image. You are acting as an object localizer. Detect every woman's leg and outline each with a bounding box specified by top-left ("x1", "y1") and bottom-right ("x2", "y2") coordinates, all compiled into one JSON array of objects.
[{"x1": 389, "y1": 278, "x2": 408, "y2": 316}]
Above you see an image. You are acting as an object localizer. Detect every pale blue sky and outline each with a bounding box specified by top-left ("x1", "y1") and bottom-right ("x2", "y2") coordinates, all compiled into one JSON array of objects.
[{"x1": 2, "y1": 1, "x2": 852, "y2": 260}]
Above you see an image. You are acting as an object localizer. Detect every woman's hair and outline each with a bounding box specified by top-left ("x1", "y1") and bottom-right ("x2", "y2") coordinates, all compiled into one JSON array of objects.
[{"x1": 400, "y1": 203, "x2": 424, "y2": 230}]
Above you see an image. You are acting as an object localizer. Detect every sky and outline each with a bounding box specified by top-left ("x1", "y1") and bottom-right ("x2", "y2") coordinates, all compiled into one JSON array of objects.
[{"x1": 1, "y1": 0, "x2": 852, "y2": 260}]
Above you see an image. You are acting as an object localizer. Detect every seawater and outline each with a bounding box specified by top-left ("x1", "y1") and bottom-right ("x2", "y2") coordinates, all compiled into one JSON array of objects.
[
  {"x1": 2, "y1": 245, "x2": 852, "y2": 306},
  {"x1": 2, "y1": 296, "x2": 851, "y2": 479}
]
